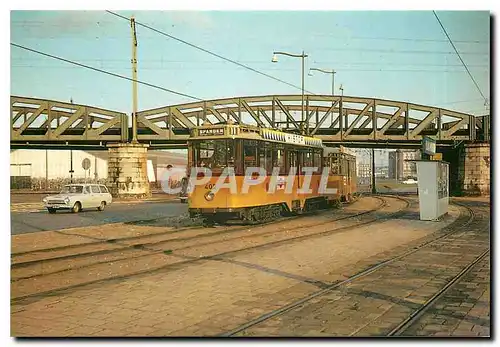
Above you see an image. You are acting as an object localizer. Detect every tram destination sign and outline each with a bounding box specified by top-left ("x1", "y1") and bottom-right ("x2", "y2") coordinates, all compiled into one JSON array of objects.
[
  {"x1": 285, "y1": 133, "x2": 305, "y2": 145},
  {"x1": 198, "y1": 128, "x2": 225, "y2": 136}
]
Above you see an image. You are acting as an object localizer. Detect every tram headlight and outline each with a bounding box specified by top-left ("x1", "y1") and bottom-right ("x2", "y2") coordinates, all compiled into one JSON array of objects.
[{"x1": 204, "y1": 191, "x2": 215, "y2": 201}]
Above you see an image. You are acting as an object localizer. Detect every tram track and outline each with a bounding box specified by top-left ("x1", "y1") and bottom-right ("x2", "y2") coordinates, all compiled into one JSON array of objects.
[
  {"x1": 218, "y1": 202, "x2": 486, "y2": 337},
  {"x1": 11, "y1": 196, "x2": 388, "y2": 268},
  {"x1": 11, "y1": 195, "x2": 411, "y2": 302}
]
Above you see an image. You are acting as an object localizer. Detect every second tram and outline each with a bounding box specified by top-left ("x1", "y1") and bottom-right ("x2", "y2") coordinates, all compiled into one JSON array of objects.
[{"x1": 186, "y1": 122, "x2": 357, "y2": 224}]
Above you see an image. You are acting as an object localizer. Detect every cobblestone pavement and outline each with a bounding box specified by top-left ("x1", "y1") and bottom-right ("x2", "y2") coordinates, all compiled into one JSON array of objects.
[
  {"x1": 11, "y1": 197, "x2": 487, "y2": 337},
  {"x1": 401, "y1": 255, "x2": 490, "y2": 337},
  {"x1": 233, "y1": 202, "x2": 490, "y2": 337}
]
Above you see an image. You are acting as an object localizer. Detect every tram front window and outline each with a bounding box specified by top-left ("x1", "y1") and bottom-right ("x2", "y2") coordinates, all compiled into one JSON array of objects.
[{"x1": 194, "y1": 140, "x2": 234, "y2": 173}]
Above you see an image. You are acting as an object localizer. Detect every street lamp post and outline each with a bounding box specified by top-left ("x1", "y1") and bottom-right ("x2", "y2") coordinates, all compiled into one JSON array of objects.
[
  {"x1": 272, "y1": 51, "x2": 308, "y2": 134},
  {"x1": 309, "y1": 68, "x2": 336, "y2": 125},
  {"x1": 308, "y1": 68, "x2": 336, "y2": 96}
]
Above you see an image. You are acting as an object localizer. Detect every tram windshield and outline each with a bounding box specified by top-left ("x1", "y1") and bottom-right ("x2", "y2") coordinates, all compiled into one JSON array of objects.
[{"x1": 192, "y1": 140, "x2": 235, "y2": 173}]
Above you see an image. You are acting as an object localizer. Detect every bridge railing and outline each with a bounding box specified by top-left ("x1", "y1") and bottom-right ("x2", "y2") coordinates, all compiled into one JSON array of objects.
[
  {"x1": 11, "y1": 96, "x2": 128, "y2": 145},
  {"x1": 135, "y1": 95, "x2": 486, "y2": 144},
  {"x1": 11, "y1": 95, "x2": 489, "y2": 148}
]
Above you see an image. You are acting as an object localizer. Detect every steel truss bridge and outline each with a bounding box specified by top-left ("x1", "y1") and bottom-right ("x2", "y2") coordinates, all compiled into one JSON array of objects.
[{"x1": 11, "y1": 95, "x2": 490, "y2": 150}]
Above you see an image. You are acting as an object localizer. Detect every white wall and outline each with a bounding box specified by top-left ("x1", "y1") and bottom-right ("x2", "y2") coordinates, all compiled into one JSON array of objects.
[{"x1": 10, "y1": 150, "x2": 108, "y2": 179}]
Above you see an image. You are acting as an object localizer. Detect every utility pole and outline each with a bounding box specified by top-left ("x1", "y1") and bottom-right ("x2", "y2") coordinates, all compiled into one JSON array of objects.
[
  {"x1": 45, "y1": 149, "x2": 49, "y2": 191},
  {"x1": 94, "y1": 156, "x2": 98, "y2": 180},
  {"x1": 69, "y1": 97, "x2": 74, "y2": 183},
  {"x1": 371, "y1": 148, "x2": 377, "y2": 194},
  {"x1": 131, "y1": 16, "x2": 138, "y2": 143},
  {"x1": 70, "y1": 150, "x2": 74, "y2": 183}
]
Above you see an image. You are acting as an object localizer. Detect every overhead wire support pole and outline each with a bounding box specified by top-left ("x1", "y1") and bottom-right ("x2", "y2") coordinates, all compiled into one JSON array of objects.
[
  {"x1": 131, "y1": 16, "x2": 138, "y2": 143},
  {"x1": 301, "y1": 50, "x2": 305, "y2": 135}
]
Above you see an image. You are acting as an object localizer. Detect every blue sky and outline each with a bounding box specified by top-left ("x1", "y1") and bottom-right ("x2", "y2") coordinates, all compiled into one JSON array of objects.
[{"x1": 11, "y1": 10, "x2": 490, "y2": 117}]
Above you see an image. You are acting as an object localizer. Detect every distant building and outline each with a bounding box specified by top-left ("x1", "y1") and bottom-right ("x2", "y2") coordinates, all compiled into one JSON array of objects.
[
  {"x1": 388, "y1": 149, "x2": 420, "y2": 180},
  {"x1": 357, "y1": 163, "x2": 371, "y2": 185},
  {"x1": 10, "y1": 149, "x2": 187, "y2": 190},
  {"x1": 375, "y1": 166, "x2": 389, "y2": 178}
]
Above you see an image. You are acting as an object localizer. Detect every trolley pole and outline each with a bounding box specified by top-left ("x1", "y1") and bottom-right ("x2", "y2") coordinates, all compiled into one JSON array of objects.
[{"x1": 371, "y1": 148, "x2": 377, "y2": 194}]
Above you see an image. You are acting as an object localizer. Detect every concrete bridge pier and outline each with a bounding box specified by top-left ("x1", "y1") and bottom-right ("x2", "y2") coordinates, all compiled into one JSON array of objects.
[
  {"x1": 461, "y1": 143, "x2": 490, "y2": 195},
  {"x1": 107, "y1": 143, "x2": 151, "y2": 199},
  {"x1": 441, "y1": 142, "x2": 490, "y2": 196}
]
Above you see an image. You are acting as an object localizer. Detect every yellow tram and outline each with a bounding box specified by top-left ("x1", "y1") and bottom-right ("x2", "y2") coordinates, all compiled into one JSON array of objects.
[{"x1": 186, "y1": 122, "x2": 357, "y2": 224}]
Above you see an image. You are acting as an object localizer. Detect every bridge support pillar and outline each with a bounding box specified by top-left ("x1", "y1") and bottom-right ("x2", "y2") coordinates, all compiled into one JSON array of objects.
[
  {"x1": 107, "y1": 143, "x2": 151, "y2": 199},
  {"x1": 461, "y1": 142, "x2": 490, "y2": 195}
]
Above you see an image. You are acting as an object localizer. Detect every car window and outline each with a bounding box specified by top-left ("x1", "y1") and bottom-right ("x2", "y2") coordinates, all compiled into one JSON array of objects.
[
  {"x1": 99, "y1": 185, "x2": 109, "y2": 193},
  {"x1": 61, "y1": 185, "x2": 83, "y2": 194},
  {"x1": 85, "y1": 186, "x2": 91, "y2": 194},
  {"x1": 91, "y1": 185, "x2": 100, "y2": 193}
]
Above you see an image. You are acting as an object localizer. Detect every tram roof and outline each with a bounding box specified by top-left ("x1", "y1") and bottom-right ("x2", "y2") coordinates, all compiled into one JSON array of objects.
[{"x1": 189, "y1": 124, "x2": 323, "y2": 148}]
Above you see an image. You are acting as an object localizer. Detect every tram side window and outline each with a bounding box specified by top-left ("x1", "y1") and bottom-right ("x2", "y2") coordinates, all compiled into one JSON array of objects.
[
  {"x1": 276, "y1": 146, "x2": 286, "y2": 175},
  {"x1": 196, "y1": 140, "x2": 228, "y2": 173},
  {"x1": 303, "y1": 150, "x2": 313, "y2": 169},
  {"x1": 259, "y1": 142, "x2": 274, "y2": 174},
  {"x1": 313, "y1": 149, "x2": 322, "y2": 173},
  {"x1": 243, "y1": 140, "x2": 258, "y2": 169},
  {"x1": 341, "y1": 156, "x2": 348, "y2": 176},
  {"x1": 331, "y1": 155, "x2": 340, "y2": 174}
]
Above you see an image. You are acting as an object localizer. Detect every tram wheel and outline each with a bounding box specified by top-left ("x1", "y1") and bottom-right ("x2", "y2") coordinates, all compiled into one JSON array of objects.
[{"x1": 202, "y1": 218, "x2": 216, "y2": 227}]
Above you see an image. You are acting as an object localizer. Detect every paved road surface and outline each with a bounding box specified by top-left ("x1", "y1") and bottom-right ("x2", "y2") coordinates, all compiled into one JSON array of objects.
[{"x1": 10, "y1": 201, "x2": 188, "y2": 235}]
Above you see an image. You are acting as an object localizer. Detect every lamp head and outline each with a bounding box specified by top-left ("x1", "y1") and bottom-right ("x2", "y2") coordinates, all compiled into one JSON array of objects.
[{"x1": 271, "y1": 54, "x2": 278, "y2": 63}]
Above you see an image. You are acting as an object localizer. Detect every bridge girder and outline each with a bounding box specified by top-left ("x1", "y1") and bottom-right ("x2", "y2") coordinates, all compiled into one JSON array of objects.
[{"x1": 11, "y1": 95, "x2": 490, "y2": 149}]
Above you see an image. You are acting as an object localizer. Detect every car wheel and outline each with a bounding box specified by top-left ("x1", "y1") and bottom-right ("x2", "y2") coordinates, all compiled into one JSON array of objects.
[
  {"x1": 72, "y1": 202, "x2": 81, "y2": 213},
  {"x1": 98, "y1": 201, "x2": 106, "y2": 211},
  {"x1": 48, "y1": 208, "x2": 56, "y2": 214}
]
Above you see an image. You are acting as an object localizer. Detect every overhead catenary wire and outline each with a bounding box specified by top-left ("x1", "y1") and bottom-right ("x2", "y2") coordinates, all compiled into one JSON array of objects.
[
  {"x1": 311, "y1": 47, "x2": 488, "y2": 55},
  {"x1": 10, "y1": 20, "x2": 489, "y2": 45},
  {"x1": 11, "y1": 57, "x2": 491, "y2": 68},
  {"x1": 10, "y1": 42, "x2": 203, "y2": 101},
  {"x1": 10, "y1": 64, "x2": 489, "y2": 74},
  {"x1": 432, "y1": 11, "x2": 488, "y2": 103},
  {"x1": 311, "y1": 34, "x2": 488, "y2": 44},
  {"x1": 105, "y1": 10, "x2": 319, "y2": 96}
]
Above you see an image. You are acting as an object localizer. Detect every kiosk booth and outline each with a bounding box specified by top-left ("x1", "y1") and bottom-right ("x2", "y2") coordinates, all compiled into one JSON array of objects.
[
  {"x1": 413, "y1": 136, "x2": 449, "y2": 221},
  {"x1": 414, "y1": 160, "x2": 450, "y2": 221}
]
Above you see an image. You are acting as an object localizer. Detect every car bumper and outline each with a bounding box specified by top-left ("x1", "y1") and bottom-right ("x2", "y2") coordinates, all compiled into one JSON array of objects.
[{"x1": 45, "y1": 204, "x2": 71, "y2": 210}]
